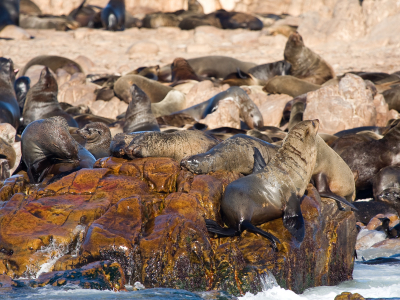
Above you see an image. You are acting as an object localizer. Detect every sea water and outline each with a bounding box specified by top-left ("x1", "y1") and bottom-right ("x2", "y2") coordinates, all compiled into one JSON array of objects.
[{"x1": 2, "y1": 249, "x2": 400, "y2": 300}]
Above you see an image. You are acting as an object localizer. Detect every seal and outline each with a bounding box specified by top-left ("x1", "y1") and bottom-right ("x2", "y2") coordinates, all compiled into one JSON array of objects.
[
  {"x1": 21, "y1": 116, "x2": 80, "y2": 183},
  {"x1": 172, "y1": 86, "x2": 264, "y2": 129},
  {"x1": 113, "y1": 74, "x2": 173, "y2": 104},
  {"x1": 22, "y1": 67, "x2": 78, "y2": 128},
  {"x1": 0, "y1": 57, "x2": 20, "y2": 129},
  {"x1": 214, "y1": 10, "x2": 263, "y2": 30},
  {"x1": 284, "y1": 32, "x2": 335, "y2": 85},
  {"x1": 20, "y1": 0, "x2": 42, "y2": 16},
  {"x1": 128, "y1": 65, "x2": 160, "y2": 81},
  {"x1": 353, "y1": 201, "x2": 398, "y2": 224},
  {"x1": 263, "y1": 75, "x2": 321, "y2": 97},
  {"x1": 379, "y1": 217, "x2": 400, "y2": 239},
  {"x1": 0, "y1": 0, "x2": 19, "y2": 29},
  {"x1": 101, "y1": 0, "x2": 125, "y2": 31},
  {"x1": 142, "y1": 12, "x2": 179, "y2": 29},
  {"x1": 110, "y1": 129, "x2": 220, "y2": 162},
  {"x1": 18, "y1": 55, "x2": 84, "y2": 77},
  {"x1": 77, "y1": 122, "x2": 111, "y2": 159},
  {"x1": 14, "y1": 76, "x2": 30, "y2": 113},
  {"x1": 205, "y1": 120, "x2": 320, "y2": 249},
  {"x1": 247, "y1": 60, "x2": 291, "y2": 82},
  {"x1": 180, "y1": 134, "x2": 279, "y2": 175},
  {"x1": 123, "y1": 84, "x2": 160, "y2": 133},
  {"x1": 373, "y1": 166, "x2": 400, "y2": 215},
  {"x1": 287, "y1": 101, "x2": 305, "y2": 130},
  {"x1": 0, "y1": 137, "x2": 16, "y2": 180},
  {"x1": 221, "y1": 69, "x2": 263, "y2": 86},
  {"x1": 151, "y1": 90, "x2": 186, "y2": 118},
  {"x1": 246, "y1": 129, "x2": 274, "y2": 143},
  {"x1": 331, "y1": 130, "x2": 382, "y2": 156},
  {"x1": 73, "y1": 113, "x2": 115, "y2": 128},
  {"x1": 171, "y1": 57, "x2": 200, "y2": 85},
  {"x1": 158, "y1": 56, "x2": 257, "y2": 81},
  {"x1": 382, "y1": 85, "x2": 400, "y2": 112},
  {"x1": 338, "y1": 121, "x2": 400, "y2": 196}
]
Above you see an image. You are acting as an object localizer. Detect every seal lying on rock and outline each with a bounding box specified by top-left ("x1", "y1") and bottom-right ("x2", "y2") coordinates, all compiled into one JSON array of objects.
[
  {"x1": 180, "y1": 134, "x2": 278, "y2": 175},
  {"x1": 18, "y1": 55, "x2": 84, "y2": 77},
  {"x1": 22, "y1": 67, "x2": 78, "y2": 128},
  {"x1": 284, "y1": 32, "x2": 335, "y2": 85},
  {"x1": 263, "y1": 75, "x2": 321, "y2": 97},
  {"x1": 206, "y1": 120, "x2": 320, "y2": 249},
  {"x1": 77, "y1": 122, "x2": 111, "y2": 159},
  {"x1": 110, "y1": 130, "x2": 220, "y2": 162},
  {"x1": 0, "y1": 57, "x2": 20, "y2": 129}
]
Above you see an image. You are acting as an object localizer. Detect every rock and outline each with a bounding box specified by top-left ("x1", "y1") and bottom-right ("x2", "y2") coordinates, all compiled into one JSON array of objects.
[
  {"x1": 199, "y1": 99, "x2": 241, "y2": 129},
  {"x1": 0, "y1": 25, "x2": 32, "y2": 40},
  {"x1": 90, "y1": 97, "x2": 121, "y2": 119},
  {"x1": 73, "y1": 55, "x2": 95, "y2": 75},
  {"x1": 303, "y1": 74, "x2": 378, "y2": 134},
  {"x1": 371, "y1": 238, "x2": 400, "y2": 249},
  {"x1": 334, "y1": 292, "x2": 366, "y2": 300},
  {"x1": 185, "y1": 81, "x2": 229, "y2": 108},
  {"x1": 258, "y1": 94, "x2": 293, "y2": 127},
  {"x1": 356, "y1": 228, "x2": 386, "y2": 250},
  {"x1": 373, "y1": 93, "x2": 390, "y2": 127}
]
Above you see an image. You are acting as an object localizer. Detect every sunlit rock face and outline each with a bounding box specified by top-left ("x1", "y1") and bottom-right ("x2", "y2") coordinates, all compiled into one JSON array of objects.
[{"x1": 0, "y1": 157, "x2": 356, "y2": 295}]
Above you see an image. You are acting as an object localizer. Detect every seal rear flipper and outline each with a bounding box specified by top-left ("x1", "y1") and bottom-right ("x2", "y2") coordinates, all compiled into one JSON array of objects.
[
  {"x1": 318, "y1": 191, "x2": 358, "y2": 211},
  {"x1": 28, "y1": 158, "x2": 53, "y2": 183},
  {"x1": 240, "y1": 220, "x2": 280, "y2": 252},
  {"x1": 205, "y1": 219, "x2": 237, "y2": 237},
  {"x1": 252, "y1": 147, "x2": 266, "y2": 173},
  {"x1": 283, "y1": 193, "x2": 305, "y2": 243}
]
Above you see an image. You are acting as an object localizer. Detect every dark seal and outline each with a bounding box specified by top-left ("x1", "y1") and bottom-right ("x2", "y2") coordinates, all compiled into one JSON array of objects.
[
  {"x1": 0, "y1": 57, "x2": 20, "y2": 129},
  {"x1": 101, "y1": 0, "x2": 125, "y2": 31},
  {"x1": 77, "y1": 122, "x2": 112, "y2": 159}
]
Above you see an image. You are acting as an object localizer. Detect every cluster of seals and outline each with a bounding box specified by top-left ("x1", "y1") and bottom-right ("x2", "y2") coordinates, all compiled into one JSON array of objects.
[
  {"x1": 0, "y1": 58, "x2": 20, "y2": 129},
  {"x1": 206, "y1": 120, "x2": 320, "y2": 249}
]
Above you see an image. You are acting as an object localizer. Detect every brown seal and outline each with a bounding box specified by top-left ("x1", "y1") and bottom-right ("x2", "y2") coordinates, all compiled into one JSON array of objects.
[
  {"x1": 113, "y1": 74, "x2": 173, "y2": 104},
  {"x1": 171, "y1": 57, "x2": 200, "y2": 85},
  {"x1": 213, "y1": 10, "x2": 263, "y2": 30},
  {"x1": 0, "y1": 57, "x2": 20, "y2": 129},
  {"x1": 180, "y1": 134, "x2": 278, "y2": 175},
  {"x1": 287, "y1": 101, "x2": 305, "y2": 130},
  {"x1": 22, "y1": 67, "x2": 78, "y2": 128},
  {"x1": 0, "y1": 137, "x2": 16, "y2": 180},
  {"x1": 77, "y1": 122, "x2": 111, "y2": 159},
  {"x1": 123, "y1": 84, "x2": 160, "y2": 133},
  {"x1": 373, "y1": 166, "x2": 400, "y2": 215},
  {"x1": 110, "y1": 129, "x2": 220, "y2": 162},
  {"x1": 263, "y1": 75, "x2": 321, "y2": 97},
  {"x1": 18, "y1": 55, "x2": 84, "y2": 77},
  {"x1": 128, "y1": 65, "x2": 160, "y2": 81},
  {"x1": 205, "y1": 120, "x2": 320, "y2": 249},
  {"x1": 284, "y1": 32, "x2": 335, "y2": 85}
]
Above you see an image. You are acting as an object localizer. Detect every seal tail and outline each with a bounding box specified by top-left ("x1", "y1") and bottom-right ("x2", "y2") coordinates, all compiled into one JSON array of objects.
[
  {"x1": 205, "y1": 219, "x2": 237, "y2": 237},
  {"x1": 240, "y1": 220, "x2": 280, "y2": 252},
  {"x1": 283, "y1": 193, "x2": 305, "y2": 243}
]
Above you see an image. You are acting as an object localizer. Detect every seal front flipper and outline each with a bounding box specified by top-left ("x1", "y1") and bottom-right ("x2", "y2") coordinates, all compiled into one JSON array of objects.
[
  {"x1": 205, "y1": 219, "x2": 237, "y2": 237},
  {"x1": 252, "y1": 147, "x2": 266, "y2": 173},
  {"x1": 318, "y1": 191, "x2": 358, "y2": 211},
  {"x1": 283, "y1": 193, "x2": 305, "y2": 243},
  {"x1": 240, "y1": 220, "x2": 280, "y2": 252}
]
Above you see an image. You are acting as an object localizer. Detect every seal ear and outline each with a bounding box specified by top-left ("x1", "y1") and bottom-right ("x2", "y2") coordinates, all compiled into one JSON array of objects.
[
  {"x1": 283, "y1": 192, "x2": 305, "y2": 243},
  {"x1": 252, "y1": 147, "x2": 266, "y2": 173}
]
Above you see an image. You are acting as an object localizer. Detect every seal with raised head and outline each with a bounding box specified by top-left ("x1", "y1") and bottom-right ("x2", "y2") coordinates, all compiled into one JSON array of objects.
[
  {"x1": 206, "y1": 120, "x2": 321, "y2": 249},
  {"x1": 77, "y1": 122, "x2": 111, "y2": 159},
  {"x1": 284, "y1": 32, "x2": 335, "y2": 85},
  {"x1": 180, "y1": 134, "x2": 278, "y2": 175},
  {"x1": 0, "y1": 57, "x2": 20, "y2": 129},
  {"x1": 101, "y1": 0, "x2": 125, "y2": 31},
  {"x1": 111, "y1": 129, "x2": 220, "y2": 162},
  {"x1": 22, "y1": 67, "x2": 78, "y2": 128},
  {"x1": 123, "y1": 84, "x2": 160, "y2": 133}
]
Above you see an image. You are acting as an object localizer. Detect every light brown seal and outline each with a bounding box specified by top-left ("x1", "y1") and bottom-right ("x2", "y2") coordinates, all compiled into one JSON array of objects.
[
  {"x1": 263, "y1": 75, "x2": 321, "y2": 97},
  {"x1": 284, "y1": 32, "x2": 335, "y2": 85},
  {"x1": 18, "y1": 55, "x2": 84, "y2": 77}
]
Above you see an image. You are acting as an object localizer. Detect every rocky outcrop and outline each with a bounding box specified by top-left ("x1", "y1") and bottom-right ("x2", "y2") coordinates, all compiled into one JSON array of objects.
[{"x1": 0, "y1": 157, "x2": 357, "y2": 295}]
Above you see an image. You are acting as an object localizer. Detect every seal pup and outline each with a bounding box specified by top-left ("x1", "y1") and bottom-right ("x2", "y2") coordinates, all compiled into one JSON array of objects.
[
  {"x1": 113, "y1": 74, "x2": 172, "y2": 103},
  {"x1": 101, "y1": 0, "x2": 125, "y2": 31},
  {"x1": 0, "y1": 0, "x2": 19, "y2": 29},
  {"x1": 123, "y1": 84, "x2": 160, "y2": 133},
  {"x1": 77, "y1": 122, "x2": 111, "y2": 159},
  {"x1": 111, "y1": 130, "x2": 220, "y2": 162},
  {"x1": 21, "y1": 117, "x2": 81, "y2": 183},
  {"x1": 263, "y1": 75, "x2": 321, "y2": 97},
  {"x1": 14, "y1": 76, "x2": 30, "y2": 113},
  {"x1": 0, "y1": 57, "x2": 20, "y2": 129},
  {"x1": 206, "y1": 120, "x2": 321, "y2": 248},
  {"x1": 18, "y1": 55, "x2": 84, "y2": 77},
  {"x1": 373, "y1": 166, "x2": 400, "y2": 214},
  {"x1": 22, "y1": 67, "x2": 78, "y2": 128},
  {"x1": 180, "y1": 134, "x2": 278, "y2": 175},
  {"x1": 284, "y1": 32, "x2": 335, "y2": 85}
]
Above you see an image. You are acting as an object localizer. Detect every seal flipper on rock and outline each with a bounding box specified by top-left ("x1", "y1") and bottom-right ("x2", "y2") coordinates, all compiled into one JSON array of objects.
[
  {"x1": 240, "y1": 220, "x2": 280, "y2": 251},
  {"x1": 313, "y1": 172, "x2": 358, "y2": 211},
  {"x1": 205, "y1": 219, "x2": 237, "y2": 237},
  {"x1": 252, "y1": 147, "x2": 266, "y2": 173},
  {"x1": 283, "y1": 192, "x2": 305, "y2": 243}
]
